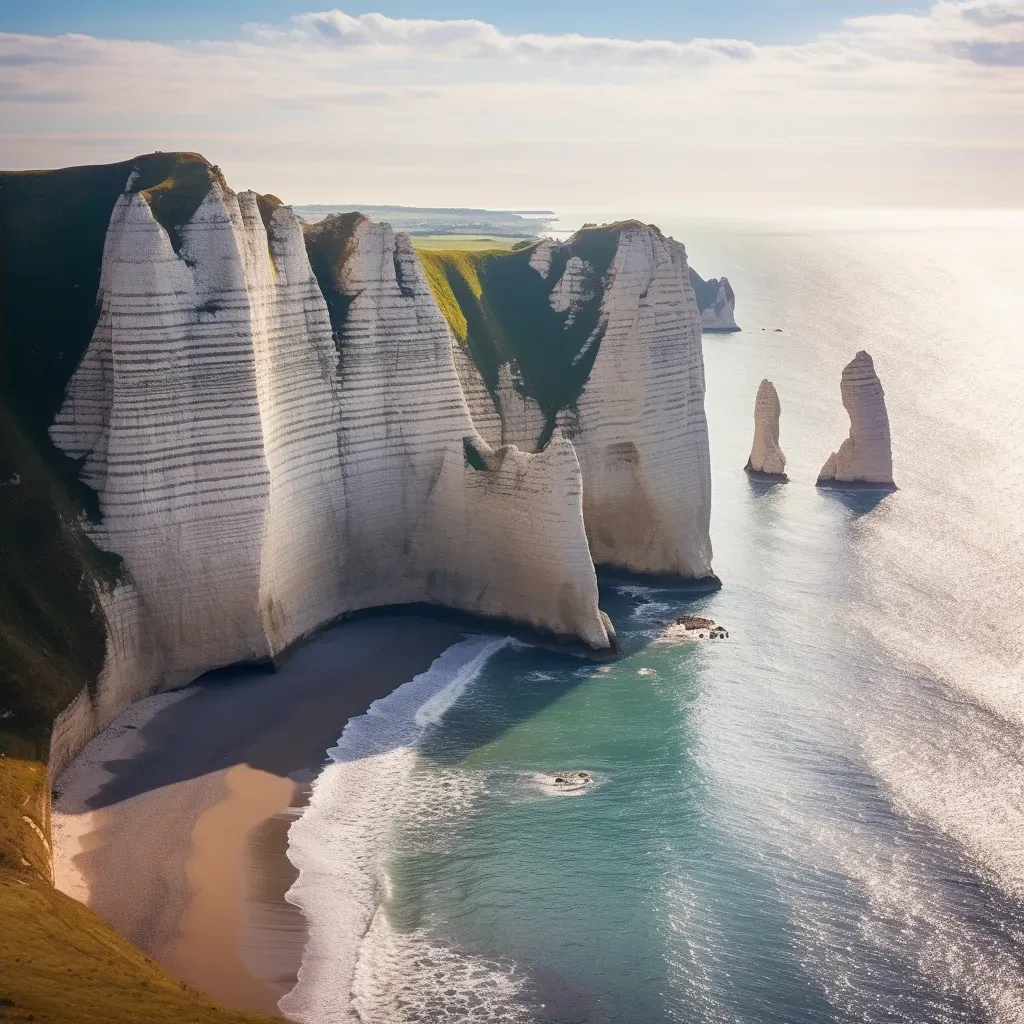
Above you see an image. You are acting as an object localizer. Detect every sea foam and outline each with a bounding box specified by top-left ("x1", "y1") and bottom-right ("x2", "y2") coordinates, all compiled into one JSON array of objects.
[{"x1": 279, "y1": 635, "x2": 520, "y2": 1023}]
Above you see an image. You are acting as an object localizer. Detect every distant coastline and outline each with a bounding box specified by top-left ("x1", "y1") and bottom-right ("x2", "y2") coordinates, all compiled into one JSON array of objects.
[{"x1": 293, "y1": 203, "x2": 557, "y2": 236}]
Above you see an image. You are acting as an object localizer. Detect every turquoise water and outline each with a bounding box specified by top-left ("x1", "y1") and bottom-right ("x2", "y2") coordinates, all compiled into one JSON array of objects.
[{"x1": 286, "y1": 213, "x2": 1024, "y2": 1024}]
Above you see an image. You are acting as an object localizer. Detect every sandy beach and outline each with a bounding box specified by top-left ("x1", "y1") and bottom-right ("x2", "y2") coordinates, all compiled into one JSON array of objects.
[{"x1": 51, "y1": 613, "x2": 465, "y2": 1016}]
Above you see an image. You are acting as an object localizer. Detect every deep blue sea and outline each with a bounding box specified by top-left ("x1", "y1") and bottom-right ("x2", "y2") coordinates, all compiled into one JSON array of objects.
[{"x1": 282, "y1": 211, "x2": 1024, "y2": 1024}]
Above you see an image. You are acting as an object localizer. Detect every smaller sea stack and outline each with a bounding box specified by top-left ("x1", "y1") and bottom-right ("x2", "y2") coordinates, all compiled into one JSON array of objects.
[
  {"x1": 689, "y1": 268, "x2": 740, "y2": 332},
  {"x1": 745, "y1": 379, "x2": 787, "y2": 480},
  {"x1": 817, "y1": 351, "x2": 896, "y2": 489}
]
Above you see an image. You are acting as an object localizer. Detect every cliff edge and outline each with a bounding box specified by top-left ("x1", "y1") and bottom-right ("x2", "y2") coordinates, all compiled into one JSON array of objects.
[{"x1": 0, "y1": 152, "x2": 281, "y2": 1024}]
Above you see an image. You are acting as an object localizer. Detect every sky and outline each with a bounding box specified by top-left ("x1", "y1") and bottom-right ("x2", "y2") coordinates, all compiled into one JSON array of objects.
[{"x1": 2, "y1": 1, "x2": 1023, "y2": 209}]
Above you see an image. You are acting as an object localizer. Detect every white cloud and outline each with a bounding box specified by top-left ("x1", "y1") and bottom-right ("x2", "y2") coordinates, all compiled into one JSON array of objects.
[
  {"x1": 840, "y1": 0, "x2": 1024, "y2": 63},
  {"x1": 0, "y1": 3, "x2": 1022, "y2": 208},
  {"x1": 252, "y1": 10, "x2": 762, "y2": 67}
]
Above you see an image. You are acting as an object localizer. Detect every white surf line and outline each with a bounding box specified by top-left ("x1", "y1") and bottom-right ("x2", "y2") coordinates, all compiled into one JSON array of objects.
[{"x1": 279, "y1": 635, "x2": 510, "y2": 1023}]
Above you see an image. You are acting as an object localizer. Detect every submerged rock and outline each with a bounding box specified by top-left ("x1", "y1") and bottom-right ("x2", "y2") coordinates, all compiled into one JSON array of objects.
[
  {"x1": 817, "y1": 351, "x2": 896, "y2": 489},
  {"x1": 744, "y1": 379, "x2": 787, "y2": 480}
]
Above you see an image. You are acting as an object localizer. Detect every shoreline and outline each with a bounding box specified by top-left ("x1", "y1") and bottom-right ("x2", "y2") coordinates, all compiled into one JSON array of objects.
[{"x1": 52, "y1": 614, "x2": 466, "y2": 1016}]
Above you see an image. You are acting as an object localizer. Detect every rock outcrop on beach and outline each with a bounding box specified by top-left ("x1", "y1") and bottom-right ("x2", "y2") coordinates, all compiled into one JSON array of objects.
[
  {"x1": 689, "y1": 269, "x2": 740, "y2": 333},
  {"x1": 421, "y1": 222, "x2": 714, "y2": 578},
  {"x1": 745, "y1": 379, "x2": 787, "y2": 480},
  {"x1": 817, "y1": 351, "x2": 895, "y2": 489}
]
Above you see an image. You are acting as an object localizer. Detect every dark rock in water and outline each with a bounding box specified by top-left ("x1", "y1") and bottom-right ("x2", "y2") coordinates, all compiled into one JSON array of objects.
[
  {"x1": 674, "y1": 615, "x2": 715, "y2": 630},
  {"x1": 669, "y1": 615, "x2": 729, "y2": 641},
  {"x1": 552, "y1": 771, "x2": 593, "y2": 790}
]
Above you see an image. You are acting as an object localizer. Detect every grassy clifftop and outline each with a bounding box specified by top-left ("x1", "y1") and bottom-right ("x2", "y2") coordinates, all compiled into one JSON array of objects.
[
  {"x1": 418, "y1": 224, "x2": 635, "y2": 444},
  {"x1": 0, "y1": 153, "x2": 277, "y2": 1024}
]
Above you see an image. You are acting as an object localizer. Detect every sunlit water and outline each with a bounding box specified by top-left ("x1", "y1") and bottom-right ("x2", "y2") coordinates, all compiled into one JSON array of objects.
[{"x1": 284, "y1": 212, "x2": 1024, "y2": 1024}]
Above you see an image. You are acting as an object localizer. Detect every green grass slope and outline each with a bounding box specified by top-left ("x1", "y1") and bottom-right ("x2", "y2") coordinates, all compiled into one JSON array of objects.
[
  {"x1": 418, "y1": 224, "x2": 644, "y2": 446},
  {"x1": 0, "y1": 153, "x2": 277, "y2": 1024}
]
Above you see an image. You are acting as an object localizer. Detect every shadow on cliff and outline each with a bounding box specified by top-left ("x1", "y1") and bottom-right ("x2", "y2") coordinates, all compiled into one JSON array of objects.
[{"x1": 81, "y1": 582, "x2": 715, "y2": 810}]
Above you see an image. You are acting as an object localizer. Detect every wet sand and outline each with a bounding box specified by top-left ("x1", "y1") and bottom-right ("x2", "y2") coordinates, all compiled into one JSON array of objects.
[{"x1": 52, "y1": 614, "x2": 465, "y2": 1016}]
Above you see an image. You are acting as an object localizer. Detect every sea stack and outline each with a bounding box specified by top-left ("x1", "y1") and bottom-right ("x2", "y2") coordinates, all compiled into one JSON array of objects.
[
  {"x1": 744, "y1": 379, "x2": 787, "y2": 480},
  {"x1": 817, "y1": 351, "x2": 895, "y2": 489},
  {"x1": 688, "y1": 268, "x2": 740, "y2": 332}
]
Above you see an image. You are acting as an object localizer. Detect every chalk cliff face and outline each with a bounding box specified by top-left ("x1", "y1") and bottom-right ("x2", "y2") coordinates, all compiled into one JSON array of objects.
[
  {"x1": 566, "y1": 226, "x2": 713, "y2": 577},
  {"x1": 48, "y1": 169, "x2": 613, "y2": 768},
  {"x1": 689, "y1": 269, "x2": 740, "y2": 333},
  {"x1": 817, "y1": 350, "x2": 895, "y2": 488},
  {"x1": 9, "y1": 154, "x2": 721, "y2": 779},
  {"x1": 745, "y1": 379, "x2": 787, "y2": 479},
  {"x1": 421, "y1": 222, "x2": 715, "y2": 579}
]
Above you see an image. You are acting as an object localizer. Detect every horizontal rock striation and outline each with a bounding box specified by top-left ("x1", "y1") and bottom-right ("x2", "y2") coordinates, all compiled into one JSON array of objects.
[
  {"x1": 745, "y1": 379, "x2": 787, "y2": 480},
  {"x1": 817, "y1": 350, "x2": 896, "y2": 489},
  {"x1": 35, "y1": 157, "x2": 721, "y2": 779},
  {"x1": 49, "y1": 168, "x2": 612, "y2": 770},
  {"x1": 568, "y1": 226, "x2": 714, "y2": 577},
  {"x1": 689, "y1": 269, "x2": 739, "y2": 333}
]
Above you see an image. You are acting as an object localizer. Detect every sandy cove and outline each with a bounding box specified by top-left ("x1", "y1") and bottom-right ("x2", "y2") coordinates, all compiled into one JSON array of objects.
[{"x1": 52, "y1": 614, "x2": 465, "y2": 1016}]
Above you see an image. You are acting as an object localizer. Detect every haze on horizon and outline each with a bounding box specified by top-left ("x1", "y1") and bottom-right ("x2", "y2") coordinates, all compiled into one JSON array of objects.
[{"x1": 1, "y1": 0, "x2": 1022, "y2": 211}]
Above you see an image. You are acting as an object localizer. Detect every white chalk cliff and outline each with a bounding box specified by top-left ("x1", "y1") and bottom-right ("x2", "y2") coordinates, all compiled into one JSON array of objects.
[
  {"x1": 561, "y1": 227, "x2": 714, "y2": 577},
  {"x1": 689, "y1": 269, "x2": 739, "y2": 333},
  {"x1": 817, "y1": 350, "x2": 895, "y2": 488},
  {"x1": 49, "y1": 172, "x2": 615, "y2": 770},
  {"x1": 745, "y1": 379, "x2": 787, "y2": 479},
  {"x1": 44, "y1": 162, "x2": 720, "y2": 777},
  {"x1": 433, "y1": 223, "x2": 715, "y2": 579}
]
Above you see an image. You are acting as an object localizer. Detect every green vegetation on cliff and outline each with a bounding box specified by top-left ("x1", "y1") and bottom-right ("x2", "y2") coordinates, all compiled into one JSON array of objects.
[
  {"x1": 418, "y1": 224, "x2": 628, "y2": 445},
  {"x1": 0, "y1": 153, "x2": 277, "y2": 1024}
]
